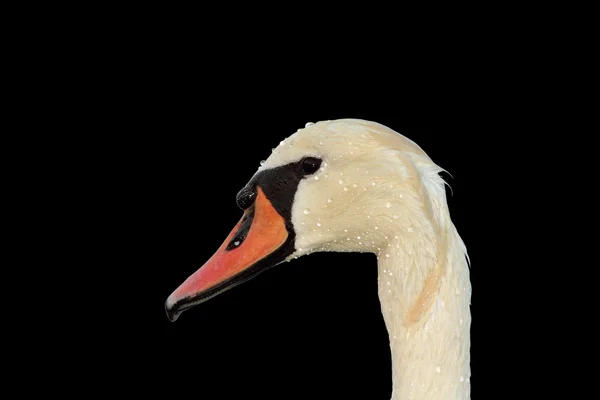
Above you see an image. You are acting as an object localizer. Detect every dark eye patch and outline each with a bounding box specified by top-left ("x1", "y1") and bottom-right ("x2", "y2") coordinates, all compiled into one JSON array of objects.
[{"x1": 233, "y1": 156, "x2": 323, "y2": 234}]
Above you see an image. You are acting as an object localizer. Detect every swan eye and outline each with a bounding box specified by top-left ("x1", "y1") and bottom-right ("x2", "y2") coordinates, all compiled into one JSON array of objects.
[{"x1": 301, "y1": 157, "x2": 321, "y2": 175}]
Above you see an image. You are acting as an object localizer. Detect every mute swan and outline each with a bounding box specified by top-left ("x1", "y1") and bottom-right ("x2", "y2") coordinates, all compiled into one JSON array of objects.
[{"x1": 165, "y1": 119, "x2": 471, "y2": 400}]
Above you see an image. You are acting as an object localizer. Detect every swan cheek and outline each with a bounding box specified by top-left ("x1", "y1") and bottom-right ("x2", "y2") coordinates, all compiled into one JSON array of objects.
[{"x1": 165, "y1": 187, "x2": 290, "y2": 321}]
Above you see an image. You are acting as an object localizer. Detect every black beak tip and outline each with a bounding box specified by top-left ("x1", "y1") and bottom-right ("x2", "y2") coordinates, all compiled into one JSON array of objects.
[{"x1": 165, "y1": 299, "x2": 180, "y2": 322}]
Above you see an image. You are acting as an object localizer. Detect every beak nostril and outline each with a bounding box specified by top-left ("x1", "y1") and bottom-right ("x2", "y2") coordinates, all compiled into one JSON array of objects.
[{"x1": 226, "y1": 206, "x2": 255, "y2": 250}]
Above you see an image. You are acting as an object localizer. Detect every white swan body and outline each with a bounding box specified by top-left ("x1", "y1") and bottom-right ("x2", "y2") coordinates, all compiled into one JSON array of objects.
[{"x1": 167, "y1": 119, "x2": 471, "y2": 400}]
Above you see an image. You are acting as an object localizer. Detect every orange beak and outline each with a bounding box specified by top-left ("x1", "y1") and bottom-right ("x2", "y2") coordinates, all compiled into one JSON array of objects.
[{"x1": 165, "y1": 186, "x2": 291, "y2": 321}]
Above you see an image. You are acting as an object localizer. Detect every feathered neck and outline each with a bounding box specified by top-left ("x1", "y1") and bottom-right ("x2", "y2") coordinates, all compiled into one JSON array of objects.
[{"x1": 376, "y1": 218, "x2": 471, "y2": 400}]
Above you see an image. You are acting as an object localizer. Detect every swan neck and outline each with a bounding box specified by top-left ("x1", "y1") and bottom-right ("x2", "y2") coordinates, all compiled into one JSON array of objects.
[{"x1": 377, "y1": 231, "x2": 471, "y2": 400}]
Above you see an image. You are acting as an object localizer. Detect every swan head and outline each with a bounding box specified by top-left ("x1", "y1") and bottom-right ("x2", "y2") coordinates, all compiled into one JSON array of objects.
[{"x1": 166, "y1": 119, "x2": 442, "y2": 321}]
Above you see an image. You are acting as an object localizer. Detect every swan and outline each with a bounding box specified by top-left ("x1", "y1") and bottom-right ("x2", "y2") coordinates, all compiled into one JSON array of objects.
[{"x1": 165, "y1": 119, "x2": 471, "y2": 400}]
